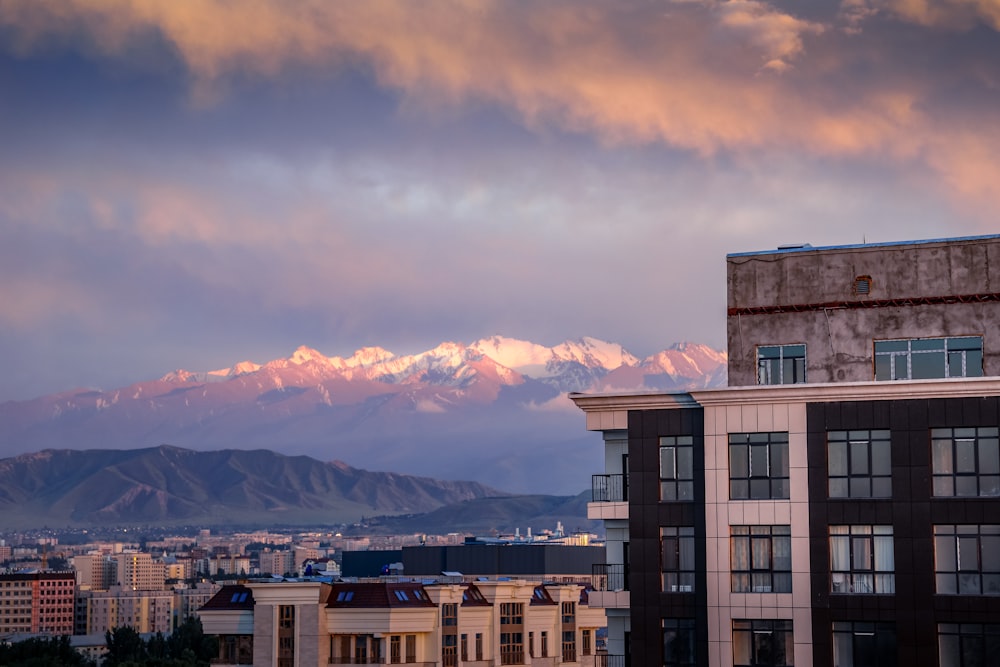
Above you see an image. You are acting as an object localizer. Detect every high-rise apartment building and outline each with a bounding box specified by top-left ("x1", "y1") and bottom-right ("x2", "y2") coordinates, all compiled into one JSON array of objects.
[
  {"x1": 0, "y1": 571, "x2": 76, "y2": 635},
  {"x1": 115, "y1": 551, "x2": 166, "y2": 591},
  {"x1": 574, "y1": 236, "x2": 1000, "y2": 667}
]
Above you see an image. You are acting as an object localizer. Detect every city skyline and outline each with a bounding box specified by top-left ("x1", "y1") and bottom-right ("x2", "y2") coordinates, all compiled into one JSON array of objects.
[{"x1": 2, "y1": 0, "x2": 998, "y2": 401}]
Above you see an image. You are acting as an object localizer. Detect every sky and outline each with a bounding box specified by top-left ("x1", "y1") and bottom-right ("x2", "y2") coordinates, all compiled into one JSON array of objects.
[{"x1": 1, "y1": 0, "x2": 999, "y2": 402}]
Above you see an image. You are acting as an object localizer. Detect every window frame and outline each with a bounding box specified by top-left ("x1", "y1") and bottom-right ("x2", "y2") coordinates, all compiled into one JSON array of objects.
[
  {"x1": 729, "y1": 432, "x2": 790, "y2": 500},
  {"x1": 731, "y1": 525, "x2": 792, "y2": 593},
  {"x1": 733, "y1": 619, "x2": 794, "y2": 667},
  {"x1": 827, "y1": 430, "x2": 892, "y2": 499},
  {"x1": 931, "y1": 427, "x2": 1000, "y2": 498},
  {"x1": 829, "y1": 525, "x2": 895, "y2": 594},
  {"x1": 874, "y1": 336, "x2": 983, "y2": 381},
  {"x1": 832, "y1": 621, "x2": 896, "y2": 667},
  {"x1": 661, "y1": 526, "x2": 697, "y2": 593},
  {"x1": 933, "y1": 524, "x2": 1000, "y2": 595},
  {"x1": 660, "y1": 435, "x2": 695, "y2": 501},
  {"x1": 663, "y1": 618, "x2": 696, "y2": 667},
  {"x1": 757, "y1": 344, "x2": 806, "y2": 385},
  {"x1": 938, "y1": 623, "x2": 1000, "y2": 667}
]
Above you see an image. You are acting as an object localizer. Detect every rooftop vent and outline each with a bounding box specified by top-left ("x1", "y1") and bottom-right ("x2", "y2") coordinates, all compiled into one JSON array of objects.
[{"x1": 853, "y1": 275, "x2": 872, "y2": 295}]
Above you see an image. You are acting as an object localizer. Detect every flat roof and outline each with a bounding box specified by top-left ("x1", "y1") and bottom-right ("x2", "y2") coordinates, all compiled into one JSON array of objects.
[{"x1": 726, "y1": 234, "x2": 1000, "y2": 259}]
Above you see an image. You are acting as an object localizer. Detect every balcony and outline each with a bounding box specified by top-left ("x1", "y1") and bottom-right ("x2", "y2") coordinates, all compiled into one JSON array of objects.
[
  {"x1": 595, "y1": 655, "x2": 626, "y2": 667},
  {"x1": 589, "y1": 564, "x2": 630, "y2": 610},
  {"x1": 587, "y1": 475, "x2": 629, "y2": 520}
]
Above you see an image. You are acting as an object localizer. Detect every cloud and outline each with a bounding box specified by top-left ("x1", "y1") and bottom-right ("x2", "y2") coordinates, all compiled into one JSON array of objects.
[{"x1": 3, "y1": 0, "x2": 999, "y2": 214}]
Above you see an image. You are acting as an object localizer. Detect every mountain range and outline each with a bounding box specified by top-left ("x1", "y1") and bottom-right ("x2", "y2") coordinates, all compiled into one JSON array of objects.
[{"x1": 0, "y1": 336, "x2": 726, "y2": 493}]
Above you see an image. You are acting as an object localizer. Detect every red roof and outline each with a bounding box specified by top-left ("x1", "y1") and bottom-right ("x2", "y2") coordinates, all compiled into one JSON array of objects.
[
  {"x1": 200, "y1": 584, "x2": 255, "y2": 611},
  {"x1": 326, "y1": 582, "x2": 436, "y2": 608}
]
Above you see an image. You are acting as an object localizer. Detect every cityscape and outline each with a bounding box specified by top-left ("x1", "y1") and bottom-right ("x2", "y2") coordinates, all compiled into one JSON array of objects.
[{"x1": 3, "y1": 2, "x2": 1000, "y2": 667}]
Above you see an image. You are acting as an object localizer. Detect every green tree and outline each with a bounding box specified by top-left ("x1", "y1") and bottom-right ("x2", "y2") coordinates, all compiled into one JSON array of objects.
[{"x1": 104, "y1": 626, "x2": 147, "y2": 666}]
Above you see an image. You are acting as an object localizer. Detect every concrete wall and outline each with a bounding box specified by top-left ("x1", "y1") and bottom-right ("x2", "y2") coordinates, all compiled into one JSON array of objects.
[{"x1": 727, "y1": 237, "x2": 1000, "y2": 385}]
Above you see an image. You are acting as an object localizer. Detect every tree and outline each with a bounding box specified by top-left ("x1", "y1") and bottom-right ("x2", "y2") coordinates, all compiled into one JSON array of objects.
[
  {"x1": 104, "y1": 626, "x2": 147, "y2": 666},
  {"x1": 0, "y1": 635, "x2": 95, "y2": 666}
]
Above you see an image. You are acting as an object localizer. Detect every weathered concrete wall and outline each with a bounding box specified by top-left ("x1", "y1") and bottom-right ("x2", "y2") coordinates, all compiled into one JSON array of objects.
[
  {"x1": 252, "y1": 604, "x2": 273, "y2": 666},
  {"x1": 727, "y1": 237, "x2": 1000, "y2": 386}
]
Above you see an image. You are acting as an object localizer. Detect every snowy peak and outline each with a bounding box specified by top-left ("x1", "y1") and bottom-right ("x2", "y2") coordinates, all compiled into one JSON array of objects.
[{"x1": 552, "y1": 337, "x2": 639, "y2": 370}]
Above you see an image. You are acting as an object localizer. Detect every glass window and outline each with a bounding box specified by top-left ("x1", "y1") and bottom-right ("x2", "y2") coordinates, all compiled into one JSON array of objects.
[
  {"x1": 661, "y1": 526, "x2": 696, "y2": 593},
  {"x1": 832, "y1": 621, "x2": 896, "y2": 667},
  {"x1": 829, "y1": 526, "x2": 895, "y2": 594},
  {"x1": 663, "y1": 618, "x2": 696, "y2": 667},
  {"x1": 931, "y1": 427, "x2": 1000, "y2": 497},
  {"x1": 874, "y1": 336, "x2": 983, "y2": 381},
  {"x1": 938, "y1": 623, "x2": 1000, "y2": 667},
  {"x1": 934, "y1": 525, "x2": 1000, "y2": 595},
  {"x1": 828, "y1": 430, "x2": 892, "y2": 498},
  {"x1": 660, "y1": 436, "x2": 695, "y2": 501},
  {"x1": 757, "y1": 345, "x2": 806, "y2": 385},
  {"x1": 442, "y1": 603, "x2": 457, "y2": 626},
  {"x1": 731, "y1": 525, "x2": 792, "y2": 593},
  {"x1": 733, "y1": 619, "x2": 794, "y2": 667},
  {"x1": 730, "y1": 432, "x2": 790, "y2": 500}
]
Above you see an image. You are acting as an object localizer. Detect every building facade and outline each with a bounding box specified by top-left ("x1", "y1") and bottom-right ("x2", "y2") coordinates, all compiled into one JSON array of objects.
[
  {"x1": 574, "y1": 236, "x2": 1000, "y2": 667},
  {"x1": 0, "y1": 571, "x2": 75, "y2": 636},
  {"x1": 199, "y1": 578, "x2": 605, "y2": 666}
]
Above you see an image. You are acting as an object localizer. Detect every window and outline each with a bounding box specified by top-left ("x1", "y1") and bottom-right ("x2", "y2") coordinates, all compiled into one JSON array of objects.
[
  {"x1": 528, "y1": 632, "x2": 534, "y2": 658},
  {"x1": 931, "y1": 427, "x2": 1000, "y2": 497},
  {"x1": 828, "y1": 430, "x2": 891, "y2": 498},
  {"x1": 733, "y1": 619, "x2": 794, "y2": 667},
  {"x1": 394, "y1": 589, "x2": 409, "y2": 601},
  {"x1": 461, "y1": 634, "x2": 468, "y2": 661},
  {"x1": 563, "y1": 630, "x2": 577, "y2": 662},
  {"x1": 661, "y1": 526, "x2": 696, "y2": 592},
  {"x1": 541, "y1": 631, "x2": 548, "y2": 657},
  {"x1": 390, "y1": 635, "x2": 401, "y2": 664},
  {"x1": 830, "y1": 526, "x2": 895, "y2": 594},
  {"x1": 442, "y1": 603, "x2": 457, "y2": 626},
  {"x1": 938, "y1": 623, "x2": 1000, "y2": 667},
  {"x1": 562, "y1": 601, "x2": 575, "y2": 623},
  {"x1": 405, "y1": 635, "x2": 416, "y2": 663},
  {"x1": 476, "y1": 633, "x2": 483, "y2": 661},
  {"x1": 934, "y1": 524, "x2": 1000, "y2": 595},
  {"x1": 500, "y1": 602, "x2": 523, "y2": 624},
  {"x1": 832, "y1": 621, "x2": 895, "y2": 667},
  {"x1": 663, "y1": 618, "x2": 696, "y2": 667},
  {"x1": 757, "y1": 344, "x2": 806, "y2": 385},
  {"x1": 729, "y1": 432, "x2": 789, "y2": 500},
  {"x1": 660, "y1": 436, "x2": 694, "y2": 501},
  {"x1": 278, "y1": 604, "x2": 295, "y2": 629},
  {"x1": 442, "y1": 635, "x2": 457, "y2": 667},
  {"x1": 874, "y1": 336, "x2": 983, "y2": 380},
  {"x1": 731, "y1": 525, "x2": 791, "y2": 593},
  {"x1": 501, "y1": 632, "x2": 524, "y2": 665},
  {"x1": 582, "y1": 629, "x2": 592, "y2": 656}
]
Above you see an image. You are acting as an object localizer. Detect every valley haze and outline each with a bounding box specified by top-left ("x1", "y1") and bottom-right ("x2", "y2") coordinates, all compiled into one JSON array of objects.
[{"x1": 0, "y1": 335, "x2": 726, "y2": 494}]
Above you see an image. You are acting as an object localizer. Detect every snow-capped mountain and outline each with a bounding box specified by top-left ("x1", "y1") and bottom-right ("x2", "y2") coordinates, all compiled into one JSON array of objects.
[{"x1": 0, "y1": 336, "x2": 726, "y2": 493}]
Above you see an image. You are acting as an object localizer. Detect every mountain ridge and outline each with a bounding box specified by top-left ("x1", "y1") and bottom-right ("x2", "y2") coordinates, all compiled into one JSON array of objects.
[{"x1": 0, "y1": 336, "x2": 726, "y2": 493}]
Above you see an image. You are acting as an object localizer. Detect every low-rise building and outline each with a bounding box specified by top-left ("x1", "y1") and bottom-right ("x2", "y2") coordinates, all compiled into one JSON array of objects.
[{"x1": 0, "y1": 571, "x2": 75, "y2": 636}]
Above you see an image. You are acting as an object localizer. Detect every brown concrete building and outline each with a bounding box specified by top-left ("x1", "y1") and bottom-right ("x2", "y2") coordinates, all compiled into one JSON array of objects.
[{"x1": 574, "y1": 235, "x2": 1000, "y2": 667}]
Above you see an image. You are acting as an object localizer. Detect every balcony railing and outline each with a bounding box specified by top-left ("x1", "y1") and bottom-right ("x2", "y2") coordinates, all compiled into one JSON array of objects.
[
  {"x1": 591, "y1": 474, "x2": 627, "y2": 503},
  {"x1": 595, "y1": 655, "x2": 626, "y2": 667},
  {"x1": 592, "y1": 563, "x2": 628, "y2": 592}
]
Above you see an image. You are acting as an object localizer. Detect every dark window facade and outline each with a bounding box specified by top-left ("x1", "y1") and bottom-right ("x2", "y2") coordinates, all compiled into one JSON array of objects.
[
  {"x1": 829, "y1": 525, "x2": 895, "y2": 594},
  {"x1": 937, "y1": 623, "x2": 1000, "y2": 667},
  {"x1": 661, "y1": 526, "x2": 696, "y2": 593},
  {"x1": 832, "y1": 621, "x2": 896, "y2": 667},
  {"x1": 933, "y1": 524, "x2": 1000, "y2": 595},
  {"x1": 827, "y1": 430, "x2": 892, "y2": 498},
  {"x1": 660, "y1": 436, "x2": 695, "y2": 501},
  {"x1": 931, "y1": 427, "x2": 1000, "y2": 497},
  {"x1": 730, "y1": 432, "x2": 789, "y2": 500},
  {"x1": 663, "y1": 618, "x2": 696, "y2": 667},
  {"x1": 731, "y1": 525, "x2": 792, "y2": 593},
  {"x1": 733, "y1": 619, "x2": 794, "y2": 667},
  {"x1": 874, "y1": 336, "x2": 983, "y2": 381},
  {"x1": 757, "y1": 344, "x2": 806, "y2": 385}
]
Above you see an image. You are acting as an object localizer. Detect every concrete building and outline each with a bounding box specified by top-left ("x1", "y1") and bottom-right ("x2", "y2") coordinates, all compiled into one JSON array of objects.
[
  {"x1": 115, "y1": 551, "x2": 166, "y2": 591},
  {"x1": 574, "y1": 236, "x2": 1000, "y2": 667},
  {"x1": 0, "y1": 571, "x2": 75, "y2": 636},
  {"x1": 75, "y1": 586, "x2": 175, "y2": 635},
  {"x1": 73, "y1": 553, "x2": 117, "y2": 591},
  {"x1": 199, "y1": 577, "x2": 604, "y2": 666}
]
